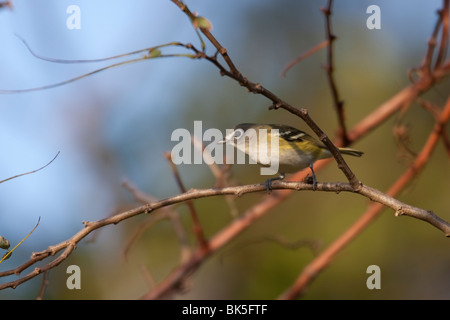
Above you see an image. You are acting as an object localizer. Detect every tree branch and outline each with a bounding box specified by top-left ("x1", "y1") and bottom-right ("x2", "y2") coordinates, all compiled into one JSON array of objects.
[
  {"x1": 321, "y1": 0, "x2": 349, "y2": 144},
  {"x1": 1, "y1": 172, "x2": 448, "y2": 292},
  {"x1": 281, "y1": 39, "x2": 329, "y2": 77}
]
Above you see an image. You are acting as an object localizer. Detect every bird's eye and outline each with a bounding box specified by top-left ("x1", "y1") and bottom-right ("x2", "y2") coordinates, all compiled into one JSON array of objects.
[{"x1": 233, "y1": 128, "x2": 244, "y2": 140}]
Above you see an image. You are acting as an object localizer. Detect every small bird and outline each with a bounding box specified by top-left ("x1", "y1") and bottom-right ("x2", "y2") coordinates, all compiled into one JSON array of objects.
[{"x1": 220, "y1": 123, "x2": 363, "y2": 191}]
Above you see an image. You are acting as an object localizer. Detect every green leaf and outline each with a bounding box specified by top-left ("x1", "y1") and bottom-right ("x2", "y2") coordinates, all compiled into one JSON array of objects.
[{"x1": 148, "y1": 48, "x2": 162, "y2": 58}]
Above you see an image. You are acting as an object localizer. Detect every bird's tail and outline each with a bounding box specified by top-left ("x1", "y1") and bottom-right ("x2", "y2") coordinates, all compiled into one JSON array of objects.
[{"x1": 338, "y1": 147, "x2": 364, "y2": 157}]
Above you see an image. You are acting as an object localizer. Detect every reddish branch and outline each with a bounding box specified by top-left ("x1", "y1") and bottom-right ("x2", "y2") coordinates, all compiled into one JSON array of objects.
[
  {"x1": 434, "y1": 0, "x2": 449, "y2": 69},
  {"x1": 279, "y1": 97, "x2": 450, "y2": 299},
  {"x1": 164, "y1": 152, "x2": 209, "y2": 252},
  {"x1": 281, "y1": 40, "x2": 329, "y2": 77},
  {"x1": 321, "y1": 0, "x2": 349, "y2": 144}
]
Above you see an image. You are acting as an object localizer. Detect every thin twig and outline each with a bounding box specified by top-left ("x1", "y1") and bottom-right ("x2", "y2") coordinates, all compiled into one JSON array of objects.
[
  {"x1": 0, "y1": 152, "x2": 59, "y2": 184},
  {"x1": 164, "y1": 152, "x2": 209, "y2": 252},
  {"x1": 321, "y1": 0, "x2": 349, "y2": 144},
  {"x1": 220, "y1": 235, "x2": 321, "y2": 262},
  {"x1": 36, "y1": 271, "x2": 49, "y2": 300},
  {"x1": 191, "y1": 135, "x2": 239, "y2": 217},
  {"x1": 0, "y1": 42, "x2": 199, "y2": 94},
  {"x1": 434, "y1": 0, "x2": 449, "y2": 70},
  {"x1": 15, "y1": 34, "x2": 173, "y2": 64},
  {"x1": 0, "y1": 217, "x2": 41, "y2": 264},
  {"x1": 419, "y1": 7, "x2": 443, "y2": 77},
  {"x1": 345, "y1": 61, "x2": 449, "y2": 145},
  {"x1": 281, "y1": 40, "x2": 329, "y2": 77},
  {"x1": 170, "y1": 0, "x2": 240, "y2": 75},
  {"x1": 140, "y1": 265, "x2": 156, "y2": 289},
  {"x1": 121, "y1": 180, "x2": 191, "y2": 263}
]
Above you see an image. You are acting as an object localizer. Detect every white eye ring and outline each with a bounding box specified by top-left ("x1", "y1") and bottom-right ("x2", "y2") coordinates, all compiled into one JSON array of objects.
[{"x1": 233, "y1": 128, "x2": 245, "y2": 140}]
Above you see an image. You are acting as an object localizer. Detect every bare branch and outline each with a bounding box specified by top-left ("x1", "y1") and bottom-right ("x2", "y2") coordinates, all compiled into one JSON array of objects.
[
  {"x1": 0, "y1": 217, "x2": 41, "y2": 264},
  {"x1": 321, "y1": 0, "x2": 349, "y2": 144},
  {"x1": 345, "y1": 61, "x2": 450, "y2": 145},
  {"x1": 36, "y1": 271, "x2": 49, "y2": 300},
  {"x1": 164, "y1": 152, "x2": 209, "y2": 252},
  {"x1": 434, "y1": 0, "x2": 449, "y2": 69},
  {"x1": 281, "y1": 40, "x2": 329, "y2": 77},
  {"x1": 0, "y1": 152, "x2": 59, "y2": 184},
  {"x1": 0, "y1": 41, "x2": 197, "y2": 94}
]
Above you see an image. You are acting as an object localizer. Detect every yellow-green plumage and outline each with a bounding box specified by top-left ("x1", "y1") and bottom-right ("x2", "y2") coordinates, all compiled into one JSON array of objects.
[
  {"x1": 222, "y1": 123, "x2": 363, "y2": 191},
  {"x1": 230, "y1": 123, "x2": 363, "y2": 174}
]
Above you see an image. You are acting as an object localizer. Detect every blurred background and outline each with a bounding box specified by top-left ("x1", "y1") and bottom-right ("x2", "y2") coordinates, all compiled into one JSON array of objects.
[{"x1": 0, "y1": 0, "x2": 448, "y2": 299}]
